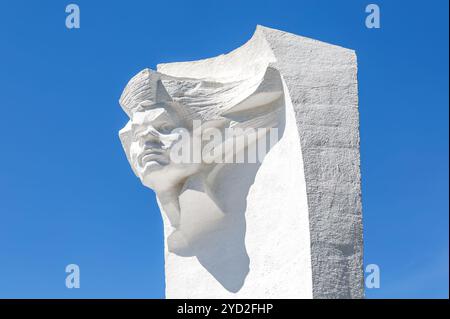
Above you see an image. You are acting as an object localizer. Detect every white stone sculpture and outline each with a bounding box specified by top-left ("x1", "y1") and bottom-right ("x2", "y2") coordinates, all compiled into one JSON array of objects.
[{"x1": 118, "y1": 25, "x2": 363, "y2": 299}]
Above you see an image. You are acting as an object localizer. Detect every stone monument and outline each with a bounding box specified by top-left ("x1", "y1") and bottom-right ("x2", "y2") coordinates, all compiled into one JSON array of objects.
[{"x1": 118, "y1": 25, "x2": 363, "y2": 298}]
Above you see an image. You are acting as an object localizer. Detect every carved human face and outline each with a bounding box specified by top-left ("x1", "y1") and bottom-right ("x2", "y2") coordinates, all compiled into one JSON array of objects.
[{"x1": 127, "y1": 106, "x2": 202, "y2": 190}]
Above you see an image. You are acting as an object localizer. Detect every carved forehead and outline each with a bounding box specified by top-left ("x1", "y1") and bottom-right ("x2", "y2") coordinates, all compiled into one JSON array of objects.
[
  {"x1": 131, "y1": 108, "x2": 172, "y2": 126},
  {"x1": 119, "y1": 66, "x2": 283, "y2": 123}
]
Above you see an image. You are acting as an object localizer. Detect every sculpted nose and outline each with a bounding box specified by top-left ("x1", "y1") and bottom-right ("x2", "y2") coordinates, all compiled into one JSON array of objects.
[{"x1": 138, "y1": 126, "x2": 161, "y2": 143}]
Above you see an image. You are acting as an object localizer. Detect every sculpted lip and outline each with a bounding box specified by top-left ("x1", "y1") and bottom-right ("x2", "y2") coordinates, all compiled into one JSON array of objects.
[{"x1": 138, "y1": 149, "x2": 166, "y2": 166}]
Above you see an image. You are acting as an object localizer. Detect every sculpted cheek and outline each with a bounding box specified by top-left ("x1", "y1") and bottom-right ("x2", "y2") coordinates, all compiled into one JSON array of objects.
[{"x1": 129, "y1": 142, "x2": 141, "y2": 167}]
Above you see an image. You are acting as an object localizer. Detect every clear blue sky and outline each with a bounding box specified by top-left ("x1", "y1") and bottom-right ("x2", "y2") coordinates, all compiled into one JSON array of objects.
[{"x1": 0, "y1": 0, "x2": 448, "y2": 298}]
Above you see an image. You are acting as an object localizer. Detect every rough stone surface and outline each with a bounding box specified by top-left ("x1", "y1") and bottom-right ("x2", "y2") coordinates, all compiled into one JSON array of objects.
[{"x1": 258, "y1": 26, "x2": 364, "y2": 299}]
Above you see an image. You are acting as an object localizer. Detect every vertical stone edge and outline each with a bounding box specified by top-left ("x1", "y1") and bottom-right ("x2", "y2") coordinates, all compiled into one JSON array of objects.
[{"x1": 259, "y1": 26, "x2": 364, "y2": 298}]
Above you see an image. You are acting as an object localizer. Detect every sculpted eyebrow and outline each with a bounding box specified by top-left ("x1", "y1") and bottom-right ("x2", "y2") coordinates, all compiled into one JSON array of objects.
[{"x1": 131, "y1": 117, "x2": 171, "y2": 138}]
